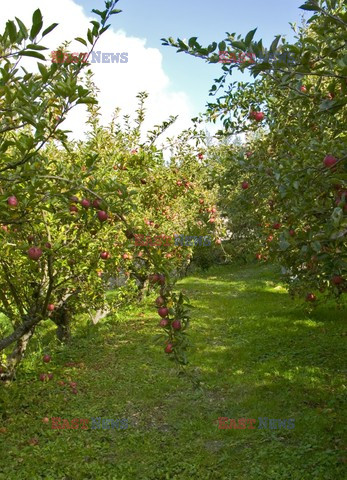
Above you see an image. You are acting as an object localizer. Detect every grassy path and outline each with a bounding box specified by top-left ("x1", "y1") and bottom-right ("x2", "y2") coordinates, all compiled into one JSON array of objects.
[{"x1": 0, "y1": 264, "x2": 346, "y2": 479}]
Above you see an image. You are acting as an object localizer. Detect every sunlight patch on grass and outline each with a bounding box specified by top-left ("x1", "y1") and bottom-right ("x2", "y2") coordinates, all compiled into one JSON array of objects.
[{"x1": 293, "y1": 319, "x2": 323, "y2": 328}]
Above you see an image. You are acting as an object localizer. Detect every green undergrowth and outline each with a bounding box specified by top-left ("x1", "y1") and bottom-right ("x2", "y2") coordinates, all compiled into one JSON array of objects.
[{"x1": 0, "y1": 263, "x2": 346, "y2": 479}]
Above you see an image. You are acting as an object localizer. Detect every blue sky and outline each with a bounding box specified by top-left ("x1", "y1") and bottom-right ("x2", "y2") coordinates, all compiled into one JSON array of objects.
[
  {"x1": 1, "y1": 0, "x2": 309, "y2": 140},
  {"x1": 75, "y1": 0, "x2": 307, "y2": 116}
]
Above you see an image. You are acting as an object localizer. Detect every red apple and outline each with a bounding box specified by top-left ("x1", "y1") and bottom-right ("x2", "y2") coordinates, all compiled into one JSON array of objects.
[
  {"x1": 323, "y1": 155, "x2": 338, "y2": 168},
  {"x1": 208, "y1": 218, "x2": 216, "y2": 223},
  {"x1": 7, "y1": 196, "x2": 18, "y2": 207},
  {"x1": 176, "y1": 180, "x2": 182, "y2": 186},
  {"x1": 43, "y1": 354, "x2": 51, "y2": 363},
  {"x1": 45, "y1": 242, "x2": 52, "y2": 249},
  {"x1": 81, "y1": 198, "x2": 90, "y2": 209},
  {"x1": 215, "y1": 239, "x2": 222, "y2": 245},
  {"x1": 69, "y1": 382, "x2": 77, "y2": 388},
  {"x1": 158, "y1": 307, "x2": 169, "y2": 318},
  {"x1": 246, "y1": 151, "x2": 253, "y2": 158},
  {"x1": 47, "y1": 304, "x2": 55, "y2": 312},
  {"x1": 242, "y1": 181, "x2": 249, "y2": 190},
  {"x1": 254, "y1": 112, "x2": 264, "y2": 122},
  {"x1": 155, "y1": 296, "x2": 165, "y2": 306},
  {"x1": 273, "y1": 223, "x2": 281, "y2": 230},
  {"x1": 172, "y1": 320, "x2": 181, "y2": 330},
  {"x1": 42, "y1": 417, "x2": 50, "y2": 424},
  {"x1": 300, "y1": 85, "x2": 307, "y2": 93},
  {"x1": 28, "y1": 247, "x2": 43, "y2": 261},
  {"x1": 165, "y1": 343, "x2": 174, "y2": 354},
  {"x1": 199, "y1": 199, "x2": 204, "y2": 204},
  {"x1": 159, "y1": 318, "x2": 169, "y2": 327},
  {"x1": 306, "y1": 293, "x2": 316, "y2": 302},
  {"x1": 69, "y1": 205, "x2": 78, "y2": 213},
  {"x1": 255, "y1": 253, "x2": 262, "y2": 260},
  {"x1": 97, "y1": 210, "x2": 108, "y2": 222},
  {"x1": 39, "y1": 373, "x2": 47, "y2": 381},
  {"x1": 92, "y1": 198, "x2": 102, "y2": 209},
  {"x1": 100, "y1": 251, "x2": 109, "y2": 260},
  {"x1": 267, "y1": 235, "x2": 274, "y2": 242},
  {"x1": 332, "y1": 275, "x2": 343, "y2": 285},
  {"x1": 158, "y1": 274, "x2": 165, "y2": 285},
  {"x1": 71, "y1": 388, "x2": 78, "y2": 395},
  {"x1": 197, "y1": 153, "x2": 204, "y2": 160},
  {"x1": 28, "y1": 437, "x2": 39, "y2": 446},
  {"x1": 289, "y1": 229, "x2": 295, "y2": 237},
  {"x1": 48, "y1": 373, "x2": 53, "y2": 380}
]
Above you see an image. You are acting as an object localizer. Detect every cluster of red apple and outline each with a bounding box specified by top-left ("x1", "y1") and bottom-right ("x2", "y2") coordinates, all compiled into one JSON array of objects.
[
  {"x1": 198, "y1": 201, "x2": 218, "y2": 225},
  {"x1": 249, "y1": 110, "x2": 265, "y2": 122},
  {"x1": 176, "y1": 178, "x2": 194, "y2": 189},
  {"x1": 39, "y1": 355, "x2": 79, "y2": 394},
  {"x1": 39, "y1": 354, "x2": 54, "y2": 382},
  {"x1": 113, "y1": 164, "x2": 128, "y2": 171},
  {"x1": 57, "y1": 379, "x2": 78, "y2": 395},
  {"x1": 306, "y1": 275, "x2": 345, "y2": 302},
  {"x1": 6, "y1": 194, "x2": 111, "y2": 264},
  {"x1": 149, "y1": 274, "x2": 183, "y2": 355},
  {"x1": 69, "y1": 195, "x2": 108, "y2": 221}
]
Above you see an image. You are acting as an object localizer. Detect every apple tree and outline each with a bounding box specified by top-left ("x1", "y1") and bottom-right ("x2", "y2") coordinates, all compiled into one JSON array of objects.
[{"x1": 163, "y1": 0, "x2": 347, "y2": 303}]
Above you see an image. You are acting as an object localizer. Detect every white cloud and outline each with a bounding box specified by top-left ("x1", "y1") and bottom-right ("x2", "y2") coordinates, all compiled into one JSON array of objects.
[{"x1": 0, "y1": 0, "x2": 194, "y2": 142}]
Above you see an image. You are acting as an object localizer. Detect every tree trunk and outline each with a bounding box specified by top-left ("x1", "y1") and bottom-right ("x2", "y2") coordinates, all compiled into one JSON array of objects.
[
  {"x1": 51, "y1": 306, "x2": 71, "y2": 343},
  {"x1": 1, "y1": 327, "x2": 36, "y2": 381}
]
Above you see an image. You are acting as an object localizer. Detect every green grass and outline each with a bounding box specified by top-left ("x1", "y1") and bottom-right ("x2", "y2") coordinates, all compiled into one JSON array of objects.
[{"x1": 0, "y1": 263, "x2": 346, "y2": 479}]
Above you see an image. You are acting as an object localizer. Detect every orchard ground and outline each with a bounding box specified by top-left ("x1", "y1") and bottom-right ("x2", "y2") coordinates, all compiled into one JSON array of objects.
[{"x1": 0, "y1": 263, "x2": 346, "y2": 480}]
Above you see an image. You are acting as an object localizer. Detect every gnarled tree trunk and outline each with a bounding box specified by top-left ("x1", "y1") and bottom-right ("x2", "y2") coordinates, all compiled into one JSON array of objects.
[
  {"x1": 51, "y1": 305, "x2": 71, "y2": 343},
  {"x1": 1, "y1": 326, "x2": 36, "y2": 381}
]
